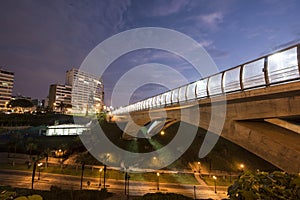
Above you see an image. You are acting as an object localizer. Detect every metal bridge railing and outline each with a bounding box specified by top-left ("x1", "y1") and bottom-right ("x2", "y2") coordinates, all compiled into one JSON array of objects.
[{"x1": 113, "y1": 44, "x2": 300, "y2": 115}]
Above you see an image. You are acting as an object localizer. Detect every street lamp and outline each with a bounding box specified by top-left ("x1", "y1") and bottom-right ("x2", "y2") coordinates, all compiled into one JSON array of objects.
[
  {"x1": 124, "y1": 172, "x2": 130, "y2": 196},
  {"x1": 160, "y1": 131, "x2": 165, "y2": 136},
  {"x1": 213, "y1": 175, "x2": 217, "y2": 193},
  {"x1": 156, "y1": 172, "x2": 160, "y2": 191},
  {"x1": 103, "y1": 165, "x2": 107, "y2": 189},
  {"x1": 197, "y1": 161, "x2": 201, "y2": 173},
  {"x1": 125, "y1": 172, "x2": 128, "y2": 194},
  {"x1": 99, "y1": 168, "x2": 103, "y2": 187},
  {"x1": 37, "y1": 163, "x2": 43, "y2": 180},
  {"x1": 240, "y1": 164, "x2": 245, "y2": 172}
]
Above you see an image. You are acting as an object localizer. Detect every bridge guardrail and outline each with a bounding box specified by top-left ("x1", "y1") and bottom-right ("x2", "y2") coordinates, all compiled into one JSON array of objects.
[{"x1": 113, "y1": 44, "x2": 300, "y2": 115}]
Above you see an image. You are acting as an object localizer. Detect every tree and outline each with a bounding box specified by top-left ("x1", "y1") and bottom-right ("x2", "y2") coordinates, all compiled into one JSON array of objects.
[
  {"x1": 97, "y1": 112, "x2": 107, "y2": 124},
  {"x1": 8, "y1": 99, "x2": 34, "y2": 113},
  {"x1": 7, "y1": 132, "x2": 23, "y2": 153},
  {"x1": 76, "y1": 152, "x2": 89, "y2": 190},
  {"x1": 25, "y1": 138, "x2": 37, "y2": 157},
  {"x1": 75, "y1": 151, "x2": 101, "y2": 190},
  {"x1": 228, "y1": 171, "x2": 300, "y2": 199},
  {"x1": 43, "y1": 148, "x2": 51, "y2": 168}
]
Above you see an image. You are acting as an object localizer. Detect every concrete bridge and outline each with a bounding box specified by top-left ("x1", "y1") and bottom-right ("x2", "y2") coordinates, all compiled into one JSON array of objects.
[{"x1": 112, "y1": 44, "x2": 300, "y2": 173}]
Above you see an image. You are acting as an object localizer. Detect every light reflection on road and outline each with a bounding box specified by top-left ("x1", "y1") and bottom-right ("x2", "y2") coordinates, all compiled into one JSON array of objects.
[{"x1": 0, "y1": 169, "x2": 227, "y2": 199}]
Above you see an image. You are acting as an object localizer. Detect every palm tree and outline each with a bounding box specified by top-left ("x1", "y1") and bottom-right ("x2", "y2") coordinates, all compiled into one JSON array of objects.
[
  {"x1": 43, "y1": 148, "x2": 51, "y2": 168},
  {"x1": 76, "y1": 152, "x2": 88, "y2": 190},
  {"x1": 26, "y1": 142, "x2": 37, "y2": 157},
  {"x1": 75, "y1": 151, "x2": 102, "y2": 190}
]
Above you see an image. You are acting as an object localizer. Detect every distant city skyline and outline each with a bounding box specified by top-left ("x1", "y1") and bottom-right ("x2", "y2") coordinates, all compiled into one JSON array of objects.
[{"x1": 1, "y1": 0, "x2": 300, "y2": 105}]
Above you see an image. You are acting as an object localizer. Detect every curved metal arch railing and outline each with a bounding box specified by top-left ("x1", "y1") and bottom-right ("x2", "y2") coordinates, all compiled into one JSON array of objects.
[{"x1": 112, "y1": 44, "x2": 300, "y2": 115}]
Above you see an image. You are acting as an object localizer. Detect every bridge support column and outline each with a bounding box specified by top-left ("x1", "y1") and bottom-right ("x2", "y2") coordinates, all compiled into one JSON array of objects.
[{"x1": 223, "y1": 120, "x2": 300, "y2": 173}]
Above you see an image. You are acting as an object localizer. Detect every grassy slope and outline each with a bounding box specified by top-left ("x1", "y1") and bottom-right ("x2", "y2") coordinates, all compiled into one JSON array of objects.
[{"x1": 100, "y1": 121, "x2": 278, "y2": 172}]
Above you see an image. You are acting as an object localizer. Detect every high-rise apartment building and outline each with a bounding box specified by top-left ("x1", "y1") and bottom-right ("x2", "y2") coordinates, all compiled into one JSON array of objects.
[
  {"x1": 48, "y1": 84, "x2": 72, "y2": 112},
  {"x1": 0, "y1": 68, "x2": 14, "y2": 109},
  {"x1": 66, "y1": 68, "x2": 104, "y2": 114}
]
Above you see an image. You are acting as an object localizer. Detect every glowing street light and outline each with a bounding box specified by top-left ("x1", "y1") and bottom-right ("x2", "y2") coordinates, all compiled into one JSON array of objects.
[
  {"x1": 160, "y1": 131, "x2": 165, "y2": 136},
  {"x1": 197, "y1": 161, "x2": 201, "y2": 173},
  {"x1": 240, "y1": 164, "x2": 245, "y2": 172},
  {"x1": 37, "y1": 163, "x2": 43, "y2": 180},
  {"x1": 156, "y1": 172, "x2": 160, "y2": 190},
  {"x1": 213, "y1": 175, "x2": 217, "y2": 193},
  {"x1": 99, "y1": 168, "x2": 103, "y2": 187}
]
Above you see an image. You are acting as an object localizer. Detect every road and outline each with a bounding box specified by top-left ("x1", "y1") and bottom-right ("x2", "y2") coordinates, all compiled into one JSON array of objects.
[{"x1": 0, "y1": 169, "x2": 228, "y2": 199}]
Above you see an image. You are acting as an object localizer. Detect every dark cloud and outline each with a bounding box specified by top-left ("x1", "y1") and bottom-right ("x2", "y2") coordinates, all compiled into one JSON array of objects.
[
  {"x1": 0, "y1": 0, "x2": 131, "y2": 99},
  {"x1": 1, "y1": 0, "x2": 300, "y2": 105}
]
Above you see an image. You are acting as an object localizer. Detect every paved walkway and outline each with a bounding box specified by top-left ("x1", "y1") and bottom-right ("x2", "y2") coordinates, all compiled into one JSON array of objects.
[{"x1": 189, "y1": 163, "x2": 228, "y2": 199}]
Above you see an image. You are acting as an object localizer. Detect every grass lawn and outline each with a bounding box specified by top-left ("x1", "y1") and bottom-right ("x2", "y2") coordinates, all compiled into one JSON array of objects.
[
  {"x1": 0, "y1": 163, "x2": 198, "y2": 185},
  {"x1": 0, "y1": 185, "x2": 195, "y2": 200},
  {"x1": 0, "y1": 185, "x2": 111, "y2": 200},
  {"x1": 201, "y1": 175, "x2": 236, "y2": 187}
]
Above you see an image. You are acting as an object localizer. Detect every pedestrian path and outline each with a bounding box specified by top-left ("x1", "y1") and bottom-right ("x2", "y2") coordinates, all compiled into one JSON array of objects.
[{"x1": 189, "y1": 163, "x2": 228, "y2": 199}]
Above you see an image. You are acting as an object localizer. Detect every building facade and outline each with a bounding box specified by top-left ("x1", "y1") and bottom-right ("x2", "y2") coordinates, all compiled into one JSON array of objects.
[
  {"x1": 0, "y1": 68, "x2": 14, "y2": 109},
  {"x1": 66, "y1": 68, "x2": 104, "y2": 114},
  {"x1": 48, "y1": 84, "x2": 72, "y2": 113}
]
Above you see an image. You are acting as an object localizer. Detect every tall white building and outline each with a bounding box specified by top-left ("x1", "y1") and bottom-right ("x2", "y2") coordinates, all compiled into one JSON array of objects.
[
  {"x1": 0, "y1": 68, "x2": 14, "y2": 109},
  {"x1": 66, "y1": 68, "x2": 104, "y2": 114}
]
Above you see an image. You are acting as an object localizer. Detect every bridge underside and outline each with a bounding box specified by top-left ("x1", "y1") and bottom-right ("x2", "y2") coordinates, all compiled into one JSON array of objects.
[{"x1": 115, "y1": 82, "x2": 300, "y2": 173}]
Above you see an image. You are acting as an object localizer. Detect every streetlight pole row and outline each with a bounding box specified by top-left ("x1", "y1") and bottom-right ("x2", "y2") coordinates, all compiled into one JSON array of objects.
[
  {"x1": 37, "y1": 163, "x2": 43, "y2": 180},
  {"x1": 156, "y1": 172, "x2": 160, "y2": 191},
  {"x1": 124, "y1": 172, "x2": 130, "y2": 198},
  {"x1": 213, "y1": 175, "x2": 217, "y2": 193},
  {"x1": 99, "y1": 168, "x2": 103, "y2": 187}
]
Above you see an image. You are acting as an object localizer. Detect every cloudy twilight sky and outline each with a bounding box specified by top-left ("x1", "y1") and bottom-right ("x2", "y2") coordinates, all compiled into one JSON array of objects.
[{"x1": 1, "y1": 0, "x2": 300, "y2": 106}]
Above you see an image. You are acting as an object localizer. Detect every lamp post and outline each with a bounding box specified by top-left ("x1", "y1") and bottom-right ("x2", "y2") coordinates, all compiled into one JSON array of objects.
[
  {"x1": 103, "y1": 165, "x2": 107, "y2": 189},
  {"x1": 197, "y1": 161, "x2": 201, "y2": 173},
  {"x1": 31, "y1": 161, "x2": 37, "y2": 190},
  {"x1": 240, "y1": 164, "x2": 245, "y2": 173},
  {"x1": 213, "y1": 176, "x2": 217, "y2": 193},
  {"x1": 124, "y1": 172, "x2": 127, "y2": 194},
  {"x1": 99, "y1": 168, "x2": 103, "y2": 187},
  {"x1": 156, "y1": 172, "x2": 160, "y2": 191},
  {"x1": 37, "y1": 163, "x2": 43, "y2": 180},
  {"x1": 127, "y1": 174, "x2": 130, "y2": 199},
  {"x1": 102, "y1": 154, "x2": 110, "y2": 189}
]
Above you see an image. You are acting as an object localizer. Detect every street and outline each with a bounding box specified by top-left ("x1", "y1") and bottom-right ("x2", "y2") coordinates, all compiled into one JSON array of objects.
[{"x1": 0, "y1": 169, "x2": 228, "y2": 199}]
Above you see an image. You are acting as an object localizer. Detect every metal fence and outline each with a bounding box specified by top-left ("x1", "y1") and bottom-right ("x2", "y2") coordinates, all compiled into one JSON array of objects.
[{"x1": 113, "y1": 44, "x2": 300, "y2": 115}]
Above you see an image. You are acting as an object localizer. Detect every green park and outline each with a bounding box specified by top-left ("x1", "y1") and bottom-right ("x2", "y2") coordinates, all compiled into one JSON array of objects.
[{"x1": 0, "y1": 113, "x2": 299, "y2": 199}]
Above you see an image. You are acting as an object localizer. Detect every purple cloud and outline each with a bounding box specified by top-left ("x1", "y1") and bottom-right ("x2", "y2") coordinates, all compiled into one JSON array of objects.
[
  {"x1": 199, "y1": 12, "x2": 224, "y2": 29},
  {"x1": 143, "y1": 0, "x2": 190, "y2": 17}
]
